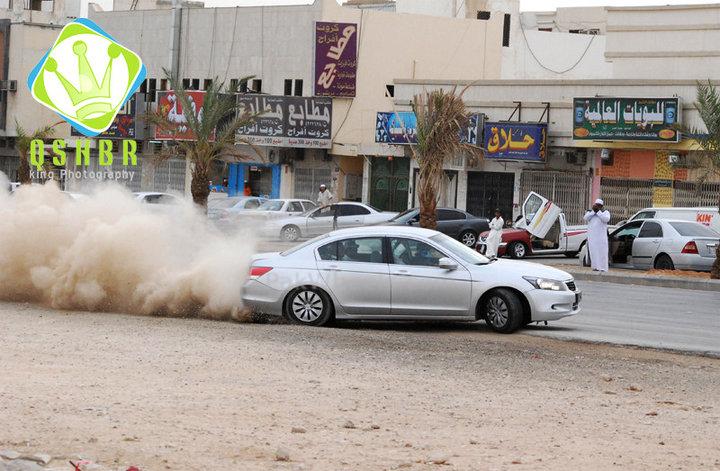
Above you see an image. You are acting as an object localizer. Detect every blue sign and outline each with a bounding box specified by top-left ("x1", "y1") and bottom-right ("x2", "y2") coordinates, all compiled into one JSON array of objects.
[
  {"x1": 483, "y1": 122, "x2": 547, "y2": 162},
  {"x1": 375, "y1": 112, "x2": 481, "y2": 145}
]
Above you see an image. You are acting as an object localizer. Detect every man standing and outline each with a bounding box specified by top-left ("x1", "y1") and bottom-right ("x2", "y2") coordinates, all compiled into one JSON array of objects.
[
  {"x1": 583, "y1": 198, "x2": 611, "y2": 272},
  {"x1": 485, "y1": 209, "x2": 504, "y2": 259},
  {"x1": 317, "y1": 184, "x2": 333, "y2": 207}
]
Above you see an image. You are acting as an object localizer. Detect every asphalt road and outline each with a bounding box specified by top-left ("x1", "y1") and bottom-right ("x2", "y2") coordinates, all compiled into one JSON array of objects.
[{"x1": 526, "y1": 280, "x2": 720, "y2": 356}]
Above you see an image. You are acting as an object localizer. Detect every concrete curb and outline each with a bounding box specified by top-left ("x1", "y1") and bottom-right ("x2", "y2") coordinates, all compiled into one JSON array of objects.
[{"x1": 566, "y1": 269, "x2": 720, "y2": 292}]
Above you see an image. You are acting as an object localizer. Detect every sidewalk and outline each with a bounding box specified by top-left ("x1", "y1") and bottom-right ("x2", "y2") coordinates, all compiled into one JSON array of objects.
[{"x1": 558, "y1": 264, "x2": 720, "y2": 292}]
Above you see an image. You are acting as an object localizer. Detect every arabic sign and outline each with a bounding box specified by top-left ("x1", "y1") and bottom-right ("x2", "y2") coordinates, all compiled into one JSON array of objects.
[
  {"x1": 314, "y1": 21, "x2": 357, "y2": 97},
  {"x1": 573, "y1": 97, "x2": 680, "y2": 142},
  {"x1": 155, "y1": 90, "x2": 209, "y2": 141},
  {"x1": 236, "y1": 95, "x2": 332, "y2": 149},
  {"x1": 483, "y1": 122, "x2": 547, "y2": 162},
  {"x1": 71, "y1": 94, "x2": 139, "y2": 139},
  {"x1": 375, "y1": 112, "x2": 481, "y2": 145}
]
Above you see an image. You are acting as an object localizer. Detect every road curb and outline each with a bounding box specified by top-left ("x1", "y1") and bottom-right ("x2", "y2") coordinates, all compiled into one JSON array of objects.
[{"x1": 568, "y1": 270, "x2": 720, "y2": 292}]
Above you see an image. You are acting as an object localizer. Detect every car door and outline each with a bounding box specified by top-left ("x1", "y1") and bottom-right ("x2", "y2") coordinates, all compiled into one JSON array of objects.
[
  {"x1": 315, "y1": 237, "x2": 390, "y2": 315},
  {"x1": 337, "y1": 204, "x2": 370, "y2": 229},
  {"x1": 632, "y1": 221, "x2": 664, "y2": 269},
  {"x1": 304, "y1": 207, "x2": 336, "y2": 236},
  {"x1": 388, "y1": 237, "x2": 472, "y2": 317}
]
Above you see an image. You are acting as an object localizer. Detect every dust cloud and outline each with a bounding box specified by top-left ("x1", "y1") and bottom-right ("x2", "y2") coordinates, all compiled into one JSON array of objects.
[{"x1": 0, "y1": 177, "x2": 256, "y2": 319}]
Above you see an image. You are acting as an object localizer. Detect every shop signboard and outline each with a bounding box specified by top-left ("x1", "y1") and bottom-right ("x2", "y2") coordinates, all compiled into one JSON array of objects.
[
  {"x1": 483, "y1": 122, "x2": 547, "y2": 162},
  {"x1": 573, "y1": 97, "x2": 680, "y2": 142},
  {"x1": 314, "y1": 21, "x2": 357, "y2": 97},
  {"x1": 236, "y1": 95, "x2": 332, "y2": 149},
  {"x1": 375, "y1": 112, "x2": 481, "y2": 145}
]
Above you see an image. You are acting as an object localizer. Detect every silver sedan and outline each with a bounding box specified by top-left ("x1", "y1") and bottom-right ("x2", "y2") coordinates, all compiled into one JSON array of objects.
[{"x1": 243, "y1": 226, "x2": 581, "y2": 333}]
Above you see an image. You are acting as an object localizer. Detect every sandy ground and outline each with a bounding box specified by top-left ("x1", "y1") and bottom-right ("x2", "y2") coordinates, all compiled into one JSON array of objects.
[{"x1": 1, "y1": 302, "x2": 719, "y2": 471}]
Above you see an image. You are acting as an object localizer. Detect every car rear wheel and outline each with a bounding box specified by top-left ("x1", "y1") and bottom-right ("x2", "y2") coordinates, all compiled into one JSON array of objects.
[
  {"x1": 284, "y1": 288, "x2": 333, "y2": 326},
  {"x1": 281, "y1": 225, "x2": 301, "y2": 242},
  {"x1": 483, "y1": 289, "x2": 524, "y2": 334},
  {"x1": 508, "y1": 242, "x2": 528, "y2": 259},
  {"x1": 654, "y1": 254, "x2": 675, "y2": 270},
  {"x1": 459, "y1": 230, "x2": 478, "y2": 247}
]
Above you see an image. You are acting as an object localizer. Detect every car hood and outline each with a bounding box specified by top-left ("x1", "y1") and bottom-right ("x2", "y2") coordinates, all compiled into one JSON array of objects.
[{"x1": 473, "y1": 258, "x2": 574, "y2": 282}]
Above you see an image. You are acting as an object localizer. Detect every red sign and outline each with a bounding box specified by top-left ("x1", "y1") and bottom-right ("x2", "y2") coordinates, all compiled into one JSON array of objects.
[{"x1": 155, "y1": 90, "x2": 212, "y2": 141}]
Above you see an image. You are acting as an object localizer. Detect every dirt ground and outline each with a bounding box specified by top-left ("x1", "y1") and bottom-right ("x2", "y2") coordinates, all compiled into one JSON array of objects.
[{"x1": 1, "y1": 302, "x2": 719, "y2": 471}]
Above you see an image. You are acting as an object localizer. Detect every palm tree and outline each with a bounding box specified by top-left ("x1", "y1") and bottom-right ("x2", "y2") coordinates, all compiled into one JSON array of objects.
[
  {"x1": 410, "y1": 88, "x2": 481, "y2": 229},
  {"x1": 145, "y1": 72, "x2": 259, "y2": 209},
  {"x1": 15, "y1": 120, "x2": 61, "y2": 184},
  {"x1": 683, "y1": 81, "x2": 720, "y2": 279}
]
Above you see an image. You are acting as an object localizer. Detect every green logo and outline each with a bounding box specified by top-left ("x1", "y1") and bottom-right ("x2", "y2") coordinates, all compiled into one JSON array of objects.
[{"x1": 28, "y1": 19, "x2": 146, "y2": 137}]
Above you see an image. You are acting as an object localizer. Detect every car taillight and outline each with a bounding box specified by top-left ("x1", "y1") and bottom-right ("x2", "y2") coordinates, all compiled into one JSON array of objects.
[
  {"x1": 249, "y1": 266, "x2": 273, "y2": 277},
  {"x1": 681, "y1": 241, "x2": 698, "y2": 254}
]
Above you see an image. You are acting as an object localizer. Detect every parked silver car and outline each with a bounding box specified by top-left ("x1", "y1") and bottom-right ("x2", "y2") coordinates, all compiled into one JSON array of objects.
[
  {"x1": 243, "y1": 226, "x2": 581, "y2": 333},
  {"x1": 580, "y1": 219, "x2": 719, "y2": 271}
]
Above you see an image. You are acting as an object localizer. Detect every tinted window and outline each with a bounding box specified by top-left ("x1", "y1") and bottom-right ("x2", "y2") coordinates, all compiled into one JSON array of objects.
[
  {"x1": 288, "y1": 202, "x2": 304, "y2": 212},
  {"x1": 437, "y1": 209, "x2": 466, "y2": 221},
  {"x1": 631, "y1": 211, "x2": 656, "y2": 221},
  {"x1": 339, "y1": 205, "x2": 370, "y2": 216},
  {"x1": 638, "y1": 221, "x2": 663, "y2": 238},
  {"x1": 390, "y1": 238, "x2": 446, "y2": 267},
  {"x1": 337, "y1": 238, "x2": 384, "y2": 263},
  {"x1": 317, "y1": 241, "x2": 338, "y2": 261},
  {"x1": 669, "y1": 222, "x2": 720, "y2": 237}
]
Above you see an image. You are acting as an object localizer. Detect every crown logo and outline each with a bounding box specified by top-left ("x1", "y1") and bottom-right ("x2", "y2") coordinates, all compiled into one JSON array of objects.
[
  {"x1": 44, "y1": 41, "x2": 120, "y2": 120},
  {"x1": 28, "y1": 18, "x2": 146, "y2": 137}
]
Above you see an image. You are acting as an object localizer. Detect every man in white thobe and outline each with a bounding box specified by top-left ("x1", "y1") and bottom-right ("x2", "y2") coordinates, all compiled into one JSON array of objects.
[
  {"x1": 583, "y1": 198, "x2": 611, "y2": 272},
  {"x1": 485, "y1": 209, "x2": 504, "y2": 259}
]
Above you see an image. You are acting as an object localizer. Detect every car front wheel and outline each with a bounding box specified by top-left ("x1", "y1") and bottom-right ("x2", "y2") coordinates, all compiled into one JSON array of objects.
[
  {"x1": 483, "y1": 288, "x2": 524, "y2": 334},
  {"x1": 459, "y1": 230, "x2": 478, "y2": 247},
  {"x1": 284, "y1": 288, "x2": 333, "y2": 326}
]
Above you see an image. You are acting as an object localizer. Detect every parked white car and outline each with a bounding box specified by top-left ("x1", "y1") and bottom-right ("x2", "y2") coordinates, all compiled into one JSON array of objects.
[
  {"x1": 243, "y1": 226, "x2": 581, "y2": 333},
  {"x1": 621, "y1": 206, "x2": 719, "y2": 233},
  {"x1": 261, "y1": 202, "x2": 397, "y2": 241},
  {"x1": 580, "y1": 218, "x2": 719, "y2": 271}
]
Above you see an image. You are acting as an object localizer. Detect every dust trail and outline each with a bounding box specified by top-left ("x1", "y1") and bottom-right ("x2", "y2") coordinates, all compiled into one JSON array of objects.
[{"x1": 0, "y1": 177, "x2": 255, "y2": 319}]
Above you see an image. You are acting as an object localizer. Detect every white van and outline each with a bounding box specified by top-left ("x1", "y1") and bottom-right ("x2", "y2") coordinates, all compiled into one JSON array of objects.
[{"x1": 623, "y1": 207, "x2": 719, "y2": 233}]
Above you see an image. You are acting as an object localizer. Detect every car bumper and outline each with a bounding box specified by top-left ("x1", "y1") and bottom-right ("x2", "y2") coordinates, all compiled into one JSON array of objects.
[
  {"x1": 670, "y1": 253, "x2": 715, "y2": 272},
  {"x1": 526, "y1": 288, "x2": 581, "y2": 322},
  {"x1": 241, "y1": 279, "x2": 285, "y2": 315}
]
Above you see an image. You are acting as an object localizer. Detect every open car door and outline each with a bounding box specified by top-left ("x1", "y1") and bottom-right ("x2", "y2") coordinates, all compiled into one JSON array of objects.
[{"x1": 520, "y1": 192, "x2": 563, "y2": 239}]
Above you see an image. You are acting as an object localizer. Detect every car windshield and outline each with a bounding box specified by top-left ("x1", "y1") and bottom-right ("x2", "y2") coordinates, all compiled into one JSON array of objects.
[
  {"x1": 389, "y1": 209, "x2": 419, "y2": 223},
  {"x1": 258, "y1": 200, "x2": 285, "y2": 211},
  {"x1": 209, "y1": 198, "x2": 241, "y2": 209},
  {"x1": 669, "y1": 221, "x2": 720, "y2": 237},
  {"x1": 429, "y1": 233, "x2": 489, "y2": 265},
  {"x1": 280, "y1": 234, "x2": 331, "y2": 256}
]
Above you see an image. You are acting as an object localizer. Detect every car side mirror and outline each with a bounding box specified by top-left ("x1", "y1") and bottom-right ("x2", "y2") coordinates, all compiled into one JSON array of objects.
[{"x1": 438, "y1": 257, "x2": 458, "y2": 271}]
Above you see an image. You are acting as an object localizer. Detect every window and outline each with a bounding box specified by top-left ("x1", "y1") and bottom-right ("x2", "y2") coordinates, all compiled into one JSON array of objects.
[
  {"x1": 631, "y1": 211, "x2": 656, "y2": 221},
  {"x1": 339, "y1": 204, "x2": 371, "y2": 216},
  {"x1": 502, "y1": 14, "x2": 511, "y2": 47},
  {"x1": 284, "y1": 79, "x2": 293, "y2": 96},
  {"x1": 437, "y1": 209, "x2": 465, "y2": 221},
  {"x1": 390, "y1": 238, "x2": 446, "y2": 267},
  {"x1": 477, "y1": 11, "x2": 491, "y2": 20},
  {"x1": 318, "y1": 241, "x2": 338, "y2": 261},
  {"x1": 294, "y1": 79, "x2": 303, "y2": 96},
  {"x1": 288, "y1": 201, "x2": 304, "y2": 212},
  {"x1": 338, "y1": 238, "x2": 384, "y2": 263},
  {"x1": 669, "y1": 222, "x2": 719, "y2": 237},
  {"x1": 638, "y1": 221, "x2": 663, "y2": 238}
]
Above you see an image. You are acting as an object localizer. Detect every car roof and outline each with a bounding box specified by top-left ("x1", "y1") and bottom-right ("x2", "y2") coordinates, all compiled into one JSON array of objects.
[{"x1": 325, "y1": 226, "x2": 439, "y2": 238}]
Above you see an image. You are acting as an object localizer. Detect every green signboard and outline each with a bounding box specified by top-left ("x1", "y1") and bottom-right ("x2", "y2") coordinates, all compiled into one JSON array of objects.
[{"x1": 573, "y1": 97, "x2": 680, "y2": 142}]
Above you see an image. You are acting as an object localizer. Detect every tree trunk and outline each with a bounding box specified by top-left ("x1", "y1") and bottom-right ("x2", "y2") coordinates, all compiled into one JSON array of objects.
[
  {"x1": 17, "y1": 151, "x2": 31, "y2": 184},
  {"x1": 190, "y1": 164, "x2": 210, "y2": 211}
]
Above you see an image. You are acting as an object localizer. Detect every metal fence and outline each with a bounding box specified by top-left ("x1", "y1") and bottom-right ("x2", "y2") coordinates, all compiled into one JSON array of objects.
[
  {"x1": 673, "y1": 181, "x2": 720, "y2": 207},
  {"x1": 600, "y1": 178, "x2": 654, "y2": 224},
  {"x1": 520, "y1": 170, "x2": 591, "y2": 225}
]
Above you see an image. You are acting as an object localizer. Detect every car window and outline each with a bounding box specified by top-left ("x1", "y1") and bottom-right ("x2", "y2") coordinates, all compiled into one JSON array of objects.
[
  {"x1": 631, "y1": 211, "x2": 656, "y2": 221},
  {"x1": 339, "y1": 204, "x2": 371, "y2": 216},
  {"x1": 612, "y1": 221, "x2": 643, "y2": 239},
  {"x1": 437, "y1": 209, "x2": 465, "y2": 221},
  {"x1": 329, "y1": 238, "x2": 384, "y2": 263},
  {"x1": 244, "y1": 199, "x2": 262, "y2": 209},
  {"x1": 302, "y1": 201, "x2": 317, "y2": 211},
  {"x1": 390, "y1": 238, "x2": 446, "y2": 267},
  {"x1": 638, "y1": 221, "x2": 663, "y2": 238},
  {"x1": 288, "y1": 202, "x2": 304, "y2": 212},
  {"x1": 669, "y1": 221, "x2": 720, "y2": 237},
  {"x1": 317, "y1": 241, "x2": 338, "y2": 261}
]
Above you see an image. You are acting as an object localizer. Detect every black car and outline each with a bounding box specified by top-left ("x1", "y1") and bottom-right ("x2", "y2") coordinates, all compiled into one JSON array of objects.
[{"x1": 385, "y1": 208, "x2": 490, "y2": 246}]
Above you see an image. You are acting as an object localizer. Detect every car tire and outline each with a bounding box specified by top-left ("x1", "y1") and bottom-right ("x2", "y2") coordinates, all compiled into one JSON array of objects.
[
  {"x1": 654, "y1": 254, "x2": 675, "y2": 270},
  {"x1": 459, "y1": 230, "x2": 478, "y2": 247},
  {"x1": 284, "y1": 287, "x2": 334, "y2": 326},
  {"x1": 483, "y1": 288, "x2": 524, "y2": 334},
  {"x1": 281, "y1": 225, "x2": 301, "y2": 242},
  {"x1": 508, "y1": 242, "x2": 528, "y2": 259}
]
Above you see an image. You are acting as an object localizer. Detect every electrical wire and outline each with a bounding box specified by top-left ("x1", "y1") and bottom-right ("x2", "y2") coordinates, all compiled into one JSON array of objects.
[{"x1": 520, "y1": 20, "x2": 596, "y2": 74}]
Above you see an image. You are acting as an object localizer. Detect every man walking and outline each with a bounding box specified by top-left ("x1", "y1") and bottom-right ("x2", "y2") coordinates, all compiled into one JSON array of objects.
[
  {"x1": 317, "y1": 184, "x2": 333, "y2": 207},
  {"x1": 583, "y1": 198, "x2": 611, "y2": 272}
]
